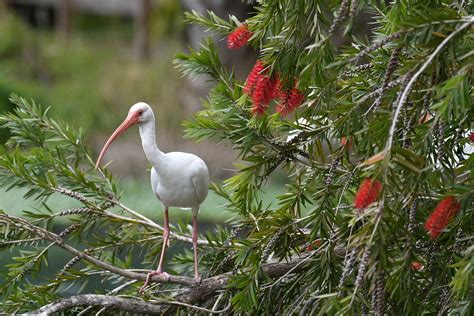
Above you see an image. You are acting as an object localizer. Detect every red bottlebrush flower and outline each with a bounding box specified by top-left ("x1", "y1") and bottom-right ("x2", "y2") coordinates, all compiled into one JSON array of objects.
[
  {"x1": 411, "y1": 261, "x2": 424, "y2": 271},
  {"x1": 268, "y1": 75, "x2": 282, "y2": 100},
  {"x1": 244, "y1": 63, "x2": 304, "y2": 116},
  {"x1": 244, "y1": 60, "x2": 265, "y2": 95},
  {"x1": 424, "y1": 196, "x2": 461, "y2": 239},
  {"x1": 354, "y1": 178, "x2": 383, "y2": 210},
  {"x1": 251, "y1": 75, "x2": 274, "y2": 115},
  {"x1": 469, "y1": 131, "x2": 474, "y2": 142},
  {"x1": 244, "y1": 60, "x2": 282, "y2": 115},
  {"x1": 276, "y1": 87, "x2": 305, "y2": 116},
  {"x1": 227, "y1": 24, "x2": 253, "y2": 49}
]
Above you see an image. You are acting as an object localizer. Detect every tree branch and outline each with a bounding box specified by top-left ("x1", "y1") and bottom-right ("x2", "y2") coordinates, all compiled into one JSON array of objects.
[
  {"x1": 2, "y1": 210, "x2": 347, "y2": 315},
  {"x1": 0, "y1": 212, "x2": 338, "y2": 287},
  {"x1": 32, "y1": 294, "x2": 233, "y2": 315},
  {"x1": 32, "y1": 295, "x2": 169, "y2": 315},
  {"x1": 0, "y1": 213, "x2": 198, "y2": 286},
  {"x1": 385, "y1": 19, "x2": 473, "y2": 154},
  {"x1": 31, "y1": 252, "x2": 321, "y2": 314}
]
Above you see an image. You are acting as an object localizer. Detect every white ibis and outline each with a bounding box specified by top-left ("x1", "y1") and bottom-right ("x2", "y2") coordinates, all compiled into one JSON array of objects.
[{"x1": 95, "y1": 102, "x2": 209, "y2": 292}]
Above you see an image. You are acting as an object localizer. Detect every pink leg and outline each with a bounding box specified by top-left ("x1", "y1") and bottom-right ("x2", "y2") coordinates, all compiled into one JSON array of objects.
[
  {"x1": 139, "y1": 208, "x2": 170, "y2": 293},
  {"x1": 192, "y1": 214, "x2": 200, "y2": 281},
  {"x1": 156, "y1": 208, "x2": 170, "y2": 274}
]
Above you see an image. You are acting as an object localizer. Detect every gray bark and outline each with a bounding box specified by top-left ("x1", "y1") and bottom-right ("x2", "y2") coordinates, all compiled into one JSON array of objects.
[
  {"x1": 31, "y1": 252, "x2": 318, "y2": 315},
  {"x1": 33, "y1": 295, "x2": 168, "y2": 315}
]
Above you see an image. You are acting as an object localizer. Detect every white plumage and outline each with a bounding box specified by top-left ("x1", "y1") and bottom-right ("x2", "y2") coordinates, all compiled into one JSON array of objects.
[
  {"x1": 150, "y1": 154, "x2": 209, "y2": 211},
  {"x1": 95, "y1": 102, "x2": 209, "y2": 292}
]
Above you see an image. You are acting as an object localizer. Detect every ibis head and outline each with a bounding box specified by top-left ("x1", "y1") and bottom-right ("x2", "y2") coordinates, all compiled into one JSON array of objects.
[{"x1": 95, "y1": 102, "x2": 154, "y2": 169}]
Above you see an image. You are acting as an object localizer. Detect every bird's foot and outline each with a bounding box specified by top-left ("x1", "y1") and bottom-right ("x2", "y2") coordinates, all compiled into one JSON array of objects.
[
  {"x1": 194, "y1": 275, "x2": 202, "y2": 285},
  {"x1": 139, "y1": 271, "x2": 170, "y2": 293}
]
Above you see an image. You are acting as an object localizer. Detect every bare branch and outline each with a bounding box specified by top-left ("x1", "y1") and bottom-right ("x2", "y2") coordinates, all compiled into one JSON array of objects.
[
  {"x1": 32, "y1": 295, "x2": 169, "y2": 315},
  {"x1": 77, "y1": 280, "x2": 138, "y2": 316},
  {"x1": 32, "y1": 294, "x2": 233, "y2": 315}
]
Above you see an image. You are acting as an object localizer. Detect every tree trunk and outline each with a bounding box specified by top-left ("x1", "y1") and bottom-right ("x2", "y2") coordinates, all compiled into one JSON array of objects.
[
  {"x1": 57, "y1": 0, "x2": 72, "y2": 41},
  {"x1": 135, "y1": 0, "x2": 151, "y2": 60}
]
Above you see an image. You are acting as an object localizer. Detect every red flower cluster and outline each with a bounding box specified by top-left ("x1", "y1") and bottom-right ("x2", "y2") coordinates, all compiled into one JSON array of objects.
[
  {"x1": 354, "y1": 178, "x2": 383, "y2": 210},
  {"x1": 469, "y1": 131, "x2": 474, "y2": 142},
  {"x1": 227, "y1": 24, "x2": 252, "y2": 49},
  {"x1": 251, "y1": 75, "x2": 280, "y2": 115},
  {"x1": 244, "y1": 60, "x2": 304, "y2": 116},
  {"x1": 244, "y1": 60, "x2": 265, "y2": 94},
  {"x1": 244, "y1": 61, "x2": 279, "y2": 115},
  {"x1": 276, "y1": 86, "x2": 305, "y2": 116},
  {"x1": 424, "y1": 196, "x2": 461, "y2": 239}
]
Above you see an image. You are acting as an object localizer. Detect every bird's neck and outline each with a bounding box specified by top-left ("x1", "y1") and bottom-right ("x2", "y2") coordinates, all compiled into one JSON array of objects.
[{"x1": 138, "y1": 120, "x2": 165, "y2": 166}]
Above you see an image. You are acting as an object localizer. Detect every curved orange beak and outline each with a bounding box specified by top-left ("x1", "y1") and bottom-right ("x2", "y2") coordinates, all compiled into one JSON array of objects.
[{"x1": 95, "y1": 111, "x2": 140, "y2": 169}]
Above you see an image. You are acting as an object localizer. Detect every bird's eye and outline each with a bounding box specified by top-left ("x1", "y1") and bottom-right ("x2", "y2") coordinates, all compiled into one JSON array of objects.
[{"x1": 138, "y1": 110, "x2": 143, "y2": 115}]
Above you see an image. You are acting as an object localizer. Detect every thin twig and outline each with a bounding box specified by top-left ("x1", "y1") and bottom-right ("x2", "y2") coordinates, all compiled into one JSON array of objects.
[
  {"x1": 106, "y1": 199, "x2": 210, "y2": 246},
  {"x1": 384, "y1": 20, "x2": 473, "y2": 155},
  {"x1": 328, "y1": 0, "x2": 350, "y2": 37},
  {"x1": 365, "y1": 47, "x2": 401, "y2": 115},
  {"x1": 357, "y1": 74, "x2": 409, "y2": 105},
  {"x1": 212, "y1": 293, "x2": 225, "y2": 312},
  {"x1": 54, "y1": 187, "x2": 91, "y2": 205},
  {"x1": 352, "y1": 17, "x2": 472, "y2": 62},
  {"x1": 0, "y1": 237, "x2": 42, "y2": 246}
]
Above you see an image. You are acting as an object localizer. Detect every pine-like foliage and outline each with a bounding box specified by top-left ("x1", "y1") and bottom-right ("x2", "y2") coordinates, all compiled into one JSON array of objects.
[{"x1": 1, "y1": 0, "x2": 474, "y2": 314}]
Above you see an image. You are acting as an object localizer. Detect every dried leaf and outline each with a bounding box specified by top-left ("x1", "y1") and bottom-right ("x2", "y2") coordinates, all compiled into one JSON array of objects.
[{"x1": 359, "y1": 151, "x2": 386, "y2": 166}]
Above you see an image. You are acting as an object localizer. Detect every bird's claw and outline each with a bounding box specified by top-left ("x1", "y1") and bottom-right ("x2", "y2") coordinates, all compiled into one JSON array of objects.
[
  {"x1": 139, "y1": 271, "x2": 170, "y2": 293},
  {"x1": 161, "y1": 271, "x2": 171, "y2": 281},
  {"x1": 194, "y1": 275, "x2": 202, "y2": 285}
]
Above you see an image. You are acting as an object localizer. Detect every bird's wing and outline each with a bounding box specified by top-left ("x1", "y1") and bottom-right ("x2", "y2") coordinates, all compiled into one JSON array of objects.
[
  {"x1": 191, "y1": 161, "x2": 209, "y2": 205},
  {"x1": 150, "y1": 167, "x2": 161, "y2": 201}
]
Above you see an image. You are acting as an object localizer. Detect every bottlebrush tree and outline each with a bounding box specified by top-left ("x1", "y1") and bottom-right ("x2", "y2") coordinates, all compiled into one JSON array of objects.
[{"x1": 1, "y1": 1, "x2": 473, "y2": 314}]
